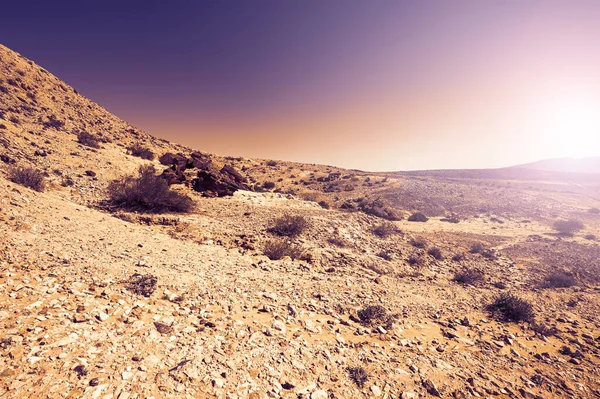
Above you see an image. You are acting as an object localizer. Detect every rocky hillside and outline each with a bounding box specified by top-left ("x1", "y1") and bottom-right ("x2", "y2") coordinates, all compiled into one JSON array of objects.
[{"x1": 1, "y1": 44, "x2": 600, "y2": 399}]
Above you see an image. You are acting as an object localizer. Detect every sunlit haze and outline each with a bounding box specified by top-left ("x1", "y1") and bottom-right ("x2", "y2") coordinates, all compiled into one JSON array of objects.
[{"x1": 2, "y1": 0, "x2": 599, "y2": 170}]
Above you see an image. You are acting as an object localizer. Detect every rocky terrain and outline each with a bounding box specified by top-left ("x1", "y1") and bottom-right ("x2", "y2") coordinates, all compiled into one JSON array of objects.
[{"x1": 1, "y1": 43, "x2": 600, "y2": 399}]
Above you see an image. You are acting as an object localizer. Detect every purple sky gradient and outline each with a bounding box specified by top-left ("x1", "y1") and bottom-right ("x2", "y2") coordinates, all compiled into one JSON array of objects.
[{"x1": 2, "y1": 0, "x2": 599, "y2": 170}]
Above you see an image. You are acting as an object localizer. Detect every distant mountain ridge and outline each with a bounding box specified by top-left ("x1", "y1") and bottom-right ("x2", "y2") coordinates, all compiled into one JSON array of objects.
[
  {"x1": 388, "y1": 157, "x2": 600, "y2": 183},
  {"x1": 510, "y1": 157, "x2": 600, "y2": 174}
]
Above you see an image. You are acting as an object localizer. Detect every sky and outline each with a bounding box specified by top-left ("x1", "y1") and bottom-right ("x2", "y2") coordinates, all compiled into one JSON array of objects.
[{"x1": 2, "y1": 0, "x2": 600, "y2": 171}]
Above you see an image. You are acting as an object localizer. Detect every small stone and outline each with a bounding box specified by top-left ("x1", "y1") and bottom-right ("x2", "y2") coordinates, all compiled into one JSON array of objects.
[
  {"x1": 272, "y1": 320, "x2": 286, "y2": 334},
  {"x1": 213, "y1": 378, "x2": 225, "y2": 388},
  {"x1": 422, "y1": 379, "x2": 442, "y2": 396},
  {"x1": 89, "y1": 378, "x2": 99, "y2": 386},
  {"x1": 311, "y1": 390, "x2": 328, "y2": 399},
  {"x1": 370, "y1": 385, "x2": 382, "y2": 397},
  {"x1": 96, "y1": 312, "x2": 109, "y2": 322},
  {"x1": 154, "y1": 322, "x2": 173, "y2": 334},
  {"x1": 73, "y1": 314, "x2": 89, "y2": 323}
]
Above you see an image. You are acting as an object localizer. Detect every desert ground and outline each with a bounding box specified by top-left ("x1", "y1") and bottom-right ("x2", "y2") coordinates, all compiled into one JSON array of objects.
[{"x1": 1, "y1": 43, "x2": 600, "y2": 399}]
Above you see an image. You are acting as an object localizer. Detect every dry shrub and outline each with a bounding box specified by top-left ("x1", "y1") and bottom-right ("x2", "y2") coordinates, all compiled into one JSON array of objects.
[
  {"x1": 125, "y1": 274, "x2": 157, "y2": 297},
  {"x1": 358, "y1": 198, "x2": 402, "y2": 221},
  {"x1": 347, "y1": 366, "x2": 369, "y2": 388},
  {"x1": 107, "y1": 165, "x2": 194, "y2": 213},
  {"x1": 77, "y1": 132, "x2": 100, "y2": 148},
  {"x1": 553, "y1": 219, "x2": 584, "y2": 236},
  {"x1": 486, "y1": 293, "x2": 535, "y2": 323},
  {"x1": 376, "y1": 251, "x2": 393, "y2": 261},
  {"x1": 263, "y1": 239, "x2": 304, "y2": 260},
  {"x1": 327, "y1": 237, "x2": 346, "y2": 247},
  {"x1": 127, "y1": 143, "x2": 155, "y2": 160},
  {"x1": 411, "y1": 237, "x2": 427, "y2": 248},
  {"x1": 267, "y1": 215, "x2": 309, "y2": 237},
  {"x1": 531, "y1": 322, "x2": 559, "y2": 337},
  {"x1": 441, "y1": 216, "x2": 460, "y2": 223},
  {"x1": 407, "y1": 253, "x2": 424, "y2": 267},
  {"x1": 452, "y1": 253, "x2": 466, "y2": 262},
  {"x1": 318, "y1": 200, "x2": 330, "y2": 209},
  {"x1": 372, "y1": 222, "x2": 399, "y2": 238},
  {"x1": 453, "y1": 268, "x2": 484, "y2": 285},
  {"x1": 357, "y1": 305, "x2": 396, "y2": 329},
  {"x1": 8, "y1": 165, "x2": 46, "y2": 192},
  {"x1": 470, "y1": 242, "x2": 486, "y2": 254},
  {"x1": 428, "y1": 247, "x2": 443, "y2": 260},
  {"x1": 43, "y1": 115, "x2": 65, "y2": 129},
  {"x1": 542, "y1": 270, "x2": 577, "y2": 288}
]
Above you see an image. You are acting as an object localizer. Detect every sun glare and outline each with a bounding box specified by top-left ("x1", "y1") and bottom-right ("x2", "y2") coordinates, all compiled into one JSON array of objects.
[{"x1": 533, "y1": 95, "x2": 600, "y2": 158}]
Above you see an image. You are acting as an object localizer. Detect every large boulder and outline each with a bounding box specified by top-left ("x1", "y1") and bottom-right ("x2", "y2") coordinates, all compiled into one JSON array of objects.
[
  {"x1": 190, "y1": 152, "x2": 212, "y2": 170},
  {"x1": 158, "y1": 152, "x2": 193, "y2": 169},
  {"x1": 191, "y1": 165, "x2": 248, "y2": 197},
  {"x1": 160, "y1": 166, "x2": 186, "y2": 185},
  {"x1": 221, "y1": 164, "x2": 247, "y2": 183}
]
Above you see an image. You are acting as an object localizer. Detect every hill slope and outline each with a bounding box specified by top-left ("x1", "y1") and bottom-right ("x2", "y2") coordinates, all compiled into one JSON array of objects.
[{"x1": 512, "y1": 157, "x2": 600, "y2": 173}]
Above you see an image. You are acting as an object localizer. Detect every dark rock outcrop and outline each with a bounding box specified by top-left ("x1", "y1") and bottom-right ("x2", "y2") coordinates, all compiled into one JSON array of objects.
[
  {"x1": 0, "y1": 154, "x2": 16, "y2": 164},
  {"x1": 191, "y1": 165, "x2": 249, "y2": 197},
  {"x1": 158, "y1": 152, "x2": 193, "y2": 169},
  {"x1": 161, "y1": 166, "x2": 187, "y2": 185},
  {"x1": 158, "y1": 151, "x2": 248, "y2": 196},
  {"x1": 190, "y1": 152, "x2": 212, "y2": 170}
]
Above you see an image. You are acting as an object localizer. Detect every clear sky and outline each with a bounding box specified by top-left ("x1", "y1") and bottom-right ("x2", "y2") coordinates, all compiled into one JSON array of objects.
[{"x1": 2, "y1": 0, "x2": 599, "y2": 170}]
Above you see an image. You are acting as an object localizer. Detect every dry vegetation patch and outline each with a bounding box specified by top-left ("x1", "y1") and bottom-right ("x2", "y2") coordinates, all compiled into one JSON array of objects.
[
  {"x1": 357, "y1": 305, "x2": 396, "y2": 329},
  {"x1": 127, "y1": 143, "x2": 155, "y2": 160},
  {"x1": 487, "y1": 293, "x2": 535, "y2": 323},
  {"x1": 263, "y1": 238, "x2": 304, "y2": 260},
  {"x1": 267, "y1": 215, "x2": 309, "y2": 237},
  {"x1": 77, "y1": 131, "x2": 101, "y2": 148},
  {"x1": 8, "y1": 165, "x2": 46, "y2": 191},
  {"x1": 107, "y1": 165, "x2": 194, "y2": 213}
]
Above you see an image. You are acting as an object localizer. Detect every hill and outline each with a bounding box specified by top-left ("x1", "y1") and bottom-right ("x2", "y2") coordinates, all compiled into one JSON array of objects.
[
  {"x1": 1, "y1": 43, "x2": 600, "y2": 398},
  {"x1": 512, "y1": 157, "x2": 600, "y2": 174}
]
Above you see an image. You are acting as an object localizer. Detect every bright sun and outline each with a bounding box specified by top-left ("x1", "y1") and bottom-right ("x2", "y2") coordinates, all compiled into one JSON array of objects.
[{"x1": 532, "y1": 95, "x2": 600, "y2": 158}]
